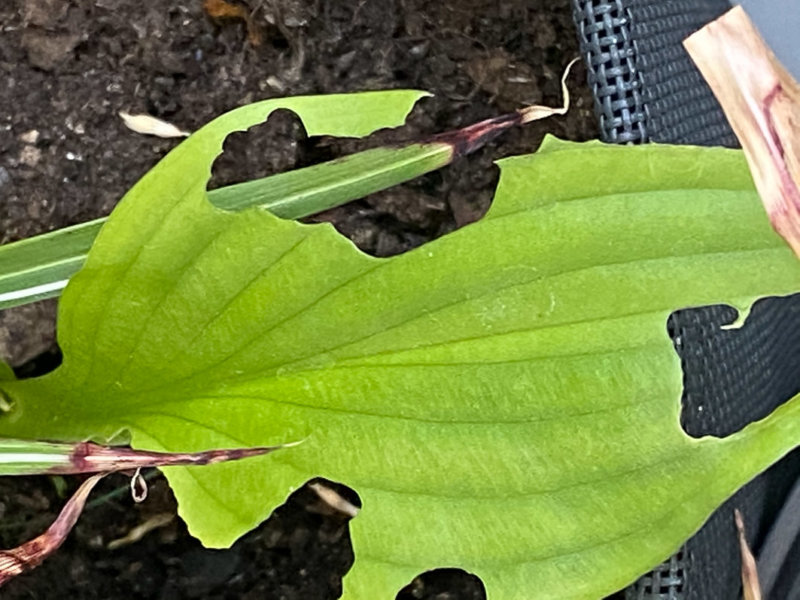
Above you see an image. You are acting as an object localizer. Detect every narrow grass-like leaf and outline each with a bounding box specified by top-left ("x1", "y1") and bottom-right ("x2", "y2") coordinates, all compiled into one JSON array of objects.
[
  {"x1": 0, "y1": 91, "x2": 433, "y2": 310},
  {"x1": 0, "y1": 145, "x2": 451, "y2": 309},
  {"x1": 0, "y1": 100, "x2": 799, "y2": 599}
]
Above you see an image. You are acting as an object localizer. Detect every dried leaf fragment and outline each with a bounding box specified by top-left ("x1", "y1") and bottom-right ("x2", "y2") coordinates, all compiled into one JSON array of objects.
[
  {"x1": 119, "y1": 111, "x2": 190, "y2": 139},
  {"x1": 203, "y1": 0, "x2": 262, "y2": 46},
  {"x1": 734, "y1": 509, "x2": 762, "y2": 600},
  {"x1": 431, "y1": 58, "x2": 576, "y2": 157},
  {"x1": 0, "y1": 474, "x2": 103, "y2": 587},
  {"x1": 684, "y1": 6, "x2": 800, "y2": 257},
  {"x1": 309, "y1": 482, "x2": 360, "y2": 518},
  {"x1": 0, "y1": 437, "x2": 293, "y2": 585}
]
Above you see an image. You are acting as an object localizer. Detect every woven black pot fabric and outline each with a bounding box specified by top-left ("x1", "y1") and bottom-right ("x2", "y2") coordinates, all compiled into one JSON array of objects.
[{"x1": 571, "y1": 1, "x2": 800, "y2": 599}]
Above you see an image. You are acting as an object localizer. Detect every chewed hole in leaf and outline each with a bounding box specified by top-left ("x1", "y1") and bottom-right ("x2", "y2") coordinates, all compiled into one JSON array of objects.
[
  {"x1": 11, "y1": 346, "x2": 62, "y2": 381},
  {"x1": 303, "y1": 177, "x2": 458, "y2": 258},
  {"x1": 204, "y1": 99, "x2": 510, "y2": 258},
  {"x1": 208, "y1": 110, "x2": 309, "y2": 192},
  {"x1": 396, "y1": 567, "x2": 486, "y2": 600},
  {"x1": 207, "y1": 99, "x2": 436, "y2": 197},
  {"x1": 669, "y1": 293, "x2": 800, "y2": 439},
  {"x1": 256, "y1": 479, "x2": 359, "y2": 581}
]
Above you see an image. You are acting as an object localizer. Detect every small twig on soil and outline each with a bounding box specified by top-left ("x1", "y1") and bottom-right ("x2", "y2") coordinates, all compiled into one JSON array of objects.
[{"x1": 107, "y1": 512, "x2": 175, "y2": 551}]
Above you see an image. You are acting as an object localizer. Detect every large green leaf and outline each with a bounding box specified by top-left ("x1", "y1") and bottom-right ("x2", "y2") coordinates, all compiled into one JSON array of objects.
[{"x1": 0, "y1": 94, "x2": 799, "y2": 599}]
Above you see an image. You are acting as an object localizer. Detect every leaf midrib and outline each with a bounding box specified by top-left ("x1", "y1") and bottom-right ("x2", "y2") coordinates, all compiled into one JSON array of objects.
[
  {"x1": 83, "y1": 243, "x2": 778, "y2": 409},
  {"x1": 75, "y1": 177, "x2": 773, "y2": 403},
  {"x1": 127, "y1": 388, "x2": 664, "y2": 427}
]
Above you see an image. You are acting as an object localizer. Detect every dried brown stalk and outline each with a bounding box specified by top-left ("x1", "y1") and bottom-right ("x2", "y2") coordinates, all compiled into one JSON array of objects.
[
  {"x1": 684, "y1": 6, "x2": 800, "y2": 257},
  {"x1": 0, "y1": 474, "x2": 103, "y2": 586},
  {"x1": 734, "y1": 509, "x2": 763, "y2": 600}
]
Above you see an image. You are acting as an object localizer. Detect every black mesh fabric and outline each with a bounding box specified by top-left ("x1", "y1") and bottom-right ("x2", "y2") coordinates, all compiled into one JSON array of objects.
[
  {"x1": 571, "y1": 1, "x2": 800, "y2": 599},
  {"x1": 572, "y1": 0, "x2": 646, "y2": 143},
  {"x1": 627, "y1": 2, "x2": 739, "y2": 146},
  {"x1": 624, "y1": 550, "x2": 686, "y2": 600},
  {"x1": 670, "y1": 302, "x2": 800, "y2": 600},
  {"x1": 572, "y1": 0, "x2": 735, "y2": 146}
]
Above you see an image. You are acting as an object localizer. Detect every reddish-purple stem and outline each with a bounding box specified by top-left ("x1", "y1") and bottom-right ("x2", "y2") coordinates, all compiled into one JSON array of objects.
[{"x1": 53, "y1": 442, "x2": 282, "y2": 475}]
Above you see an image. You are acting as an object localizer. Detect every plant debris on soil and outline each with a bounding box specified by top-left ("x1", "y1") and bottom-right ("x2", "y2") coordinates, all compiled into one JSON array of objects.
[{"x1": 0, "y1": 0, "x2": 599, "y2": 598}]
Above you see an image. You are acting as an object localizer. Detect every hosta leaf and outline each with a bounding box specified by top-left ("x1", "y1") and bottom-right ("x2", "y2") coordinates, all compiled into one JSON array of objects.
[
  {"x1": 0, "y1": 361, "x2": 13, "y2": 382},
  {"x1": 0, "y1": 96, "x2": 799, "y2": 599}
]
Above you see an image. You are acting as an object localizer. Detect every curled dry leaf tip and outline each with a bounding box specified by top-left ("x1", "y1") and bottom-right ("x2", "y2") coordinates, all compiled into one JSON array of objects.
[
  {"x1": 518, "y1": 57, "x2": 578, "y2": 124},
  {"x1": 130, "y1": 467, "x2": 147, "y2": 502},
  {"x1": 431, "y1": 58, "x2": 578, "y2": 158}
]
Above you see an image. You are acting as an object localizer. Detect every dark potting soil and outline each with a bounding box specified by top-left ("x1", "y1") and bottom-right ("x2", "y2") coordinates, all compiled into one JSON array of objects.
[{"x1": 0, "y1": 0, "x2": 601, "y2": 598}]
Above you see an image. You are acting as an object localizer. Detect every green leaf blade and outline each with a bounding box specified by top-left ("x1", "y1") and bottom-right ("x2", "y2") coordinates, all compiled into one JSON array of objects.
[
  {"x1": 1, "y1": 122, "x2": 799, "y2": 600},
  {"x1": 0, "y1": 361, "x2": 14, "y2": 382}
]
